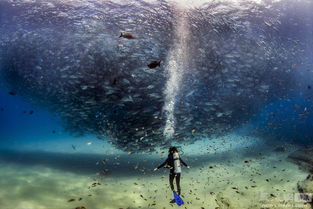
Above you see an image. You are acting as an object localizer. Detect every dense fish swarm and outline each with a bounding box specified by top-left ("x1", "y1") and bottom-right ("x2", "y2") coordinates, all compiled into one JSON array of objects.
[{"x1": 0, "y1": 0, "x2": 309, "y2": 152}]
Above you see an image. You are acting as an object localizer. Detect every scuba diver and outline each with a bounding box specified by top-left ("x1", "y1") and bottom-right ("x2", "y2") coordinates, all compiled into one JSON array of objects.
[{"x1": 154, "y1": 146, "x2": 190, "y2": 203}]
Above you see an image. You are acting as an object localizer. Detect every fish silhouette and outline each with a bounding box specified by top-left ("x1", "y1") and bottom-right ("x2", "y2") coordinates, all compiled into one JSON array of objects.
[
  {"x1": 147, "y1": 61, "x2": 161, "y2": 69},
  {"x1": 119, "y1": 32, "x2": 135, "y2": 39}
]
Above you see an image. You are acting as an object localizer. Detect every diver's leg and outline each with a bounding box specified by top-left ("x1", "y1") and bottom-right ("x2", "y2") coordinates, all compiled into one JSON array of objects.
[
  {"x1": 169, "y1": 173, "x2": 175, "y2": 192},
  {"x1": 176, "y1": 173, "x2": 181, "y2": 195},
  {"x1": 169, "y1": 173, "x2": 176, "y2": 203}
]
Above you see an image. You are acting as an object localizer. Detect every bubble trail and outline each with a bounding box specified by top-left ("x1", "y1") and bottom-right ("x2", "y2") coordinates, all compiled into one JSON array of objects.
[{"x1": 163, "y1": 10, "x2": 190, "y2": 140}]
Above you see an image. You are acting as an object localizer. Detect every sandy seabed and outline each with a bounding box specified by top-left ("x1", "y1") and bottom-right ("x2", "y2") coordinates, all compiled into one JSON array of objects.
[{"x1": 0, "y1": 140, "x2": 311, "y2": 209}]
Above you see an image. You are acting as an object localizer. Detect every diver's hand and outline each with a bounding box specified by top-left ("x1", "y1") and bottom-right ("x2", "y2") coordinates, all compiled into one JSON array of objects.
[{"x1": 153, "y1": 168, "x2": 158, "y2": 171}]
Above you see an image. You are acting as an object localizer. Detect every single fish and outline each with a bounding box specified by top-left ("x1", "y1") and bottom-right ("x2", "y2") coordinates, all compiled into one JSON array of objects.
[
  {"x1": 75, "y1": 206, "x2": 86, "y2": 209},
  {"x1": 294, "y1": 105, "x2": 303, "y2": 110},
  {"x1": 8, "y1": 91, "x2": 16, "y2": 95},
  {"x1": 147, "y1": 61, "x2": 161, "y2": 69},
  {"x1": 119, "y1": 32, "x2": 135, "y2": 39},
  {"x1": 112, "y1": 78, "x2": 117, "y2": 86}
]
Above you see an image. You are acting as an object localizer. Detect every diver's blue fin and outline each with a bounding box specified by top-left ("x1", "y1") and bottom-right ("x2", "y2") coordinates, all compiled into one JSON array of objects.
[{"x1": 173, "y1": 191, "x2": 184, "y2": 206}]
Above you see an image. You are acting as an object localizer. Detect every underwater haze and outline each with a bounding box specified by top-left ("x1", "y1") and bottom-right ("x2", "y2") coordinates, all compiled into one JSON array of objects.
[{"x1": 1, "y1": 0, "x2": 313, "y2": 208}]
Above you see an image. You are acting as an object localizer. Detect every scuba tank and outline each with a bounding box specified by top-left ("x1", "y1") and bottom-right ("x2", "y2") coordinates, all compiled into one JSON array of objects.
[{"x1": 173, "y1": 152, "x2": 182, "y2": 173}]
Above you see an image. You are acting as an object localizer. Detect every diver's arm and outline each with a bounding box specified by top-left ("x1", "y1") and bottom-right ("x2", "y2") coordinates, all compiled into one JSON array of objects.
[
  {"x1": 156, "y1": 158, "x2": 168, "y2": 169},
  {"x1": 180, "y1": 158, "x2": 188, "y2": 167}
]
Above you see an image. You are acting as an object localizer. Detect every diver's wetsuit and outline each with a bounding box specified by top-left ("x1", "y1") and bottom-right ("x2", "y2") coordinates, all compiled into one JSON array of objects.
[{"x1": 157, "y1": 153, "x2": 188, "y2": 195}]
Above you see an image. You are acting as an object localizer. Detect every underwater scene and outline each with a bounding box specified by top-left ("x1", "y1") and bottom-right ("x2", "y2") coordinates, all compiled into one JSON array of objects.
[{"x1": 1, "y1": 0, "x2": 313, "y2": 208}]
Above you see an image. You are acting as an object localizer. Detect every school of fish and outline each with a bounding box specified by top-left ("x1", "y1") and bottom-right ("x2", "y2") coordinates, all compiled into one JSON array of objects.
[{"x1": 0, "y1": 0, "x2": 311, "y2": 152}]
